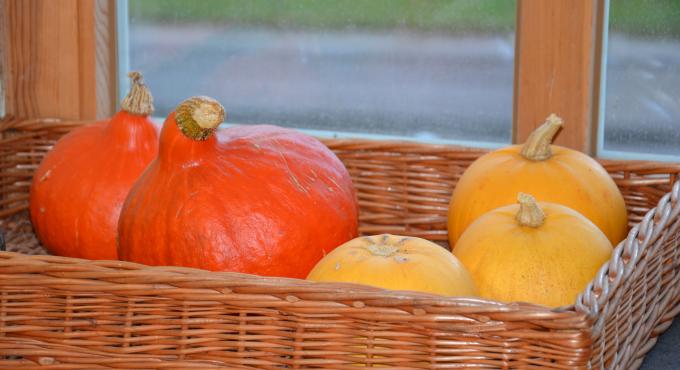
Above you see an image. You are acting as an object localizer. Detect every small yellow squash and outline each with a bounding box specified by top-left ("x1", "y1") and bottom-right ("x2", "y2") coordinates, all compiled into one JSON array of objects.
[
  {"x1": 453, "y1": 193, "x2": 613, "y2": 307},
  {"x1": 307, "y1": 234, "x2": 477, "y2": 296},
  {"x1": 447, "y1": 114, "x2": 627, "y2": 247}
]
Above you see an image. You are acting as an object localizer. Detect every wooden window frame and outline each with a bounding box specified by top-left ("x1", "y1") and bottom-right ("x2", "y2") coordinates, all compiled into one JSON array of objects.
[
  {"x1": 0, "y1": 0, "x2": 117, "y2": 120},
  {"x1": 1, "y1": 0, "x2": 608, "y2": 156},
  {"x1": 514, "y1": 0, "x2": 606, "y2": 155}
]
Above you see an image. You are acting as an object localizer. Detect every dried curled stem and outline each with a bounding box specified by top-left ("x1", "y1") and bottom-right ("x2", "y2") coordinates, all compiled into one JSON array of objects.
[
  {"x1": 520, "y1": 114, "x2": 563, "y2": 161},
  {"x1": 516, "y1": 192, "x2": 545, "y2": 228},
  {"x1": 120, "y1": 71, "x2": 154, "y2": 116},
  {"x1": 175, "y1": 96, "x2": 225, "y2": 141}
]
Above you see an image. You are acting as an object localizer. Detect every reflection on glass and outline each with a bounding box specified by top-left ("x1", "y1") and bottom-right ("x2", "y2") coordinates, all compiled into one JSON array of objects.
[
  {"x1": 603, "y1": 0, "x2": 680, "y2": 156},
  {"x1": 128, "y1": 0, "x2": 515, "y2": 144}
]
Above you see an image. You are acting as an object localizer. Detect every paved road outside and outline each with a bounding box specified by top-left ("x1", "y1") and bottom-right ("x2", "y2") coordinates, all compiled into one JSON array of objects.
[{"x1": 129, "y1": 23, "x2": 680, "y2": 155}]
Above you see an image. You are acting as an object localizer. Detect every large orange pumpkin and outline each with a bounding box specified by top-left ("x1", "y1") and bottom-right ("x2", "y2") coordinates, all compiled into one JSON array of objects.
[
  {"x1": 454, "y1": 193, "x2": 613, "y2": 307},
  {"x1": 448, "y1": 114, "x2": 627, "y2": 247},
  {"x1": 117, "y1": 96, "x2": 359, "y2": 278},
  {"x1": 29, "y1": 72, "x2": 159, "y2": 259}
]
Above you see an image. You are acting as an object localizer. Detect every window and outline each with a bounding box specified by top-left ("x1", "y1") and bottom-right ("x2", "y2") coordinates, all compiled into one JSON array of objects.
[
  {"x1": 125, "y1": 0, "x2": 516, "y2": 146},
  {"x1": 600, "y1": 0, "x2": 680, "y2": 159}
]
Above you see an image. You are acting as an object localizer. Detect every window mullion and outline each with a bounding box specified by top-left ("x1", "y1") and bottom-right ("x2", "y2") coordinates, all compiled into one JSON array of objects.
[{"x1": 513, "y1": 0, "x2": 607, "y2": 155}]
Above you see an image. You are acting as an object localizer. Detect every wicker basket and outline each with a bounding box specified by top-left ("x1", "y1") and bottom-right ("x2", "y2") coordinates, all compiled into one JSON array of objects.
[{"x1": 0, "y1": 117, "x2": 678, "y2": 369}]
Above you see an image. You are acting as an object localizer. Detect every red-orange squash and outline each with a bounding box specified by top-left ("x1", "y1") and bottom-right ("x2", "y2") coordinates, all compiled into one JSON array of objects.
[
  {"x1": 117, "y1": 96, "x2": 359, "y2": 278},
  {"x1": 29, "y1": 72, "x2": 159, "y2": 259}
]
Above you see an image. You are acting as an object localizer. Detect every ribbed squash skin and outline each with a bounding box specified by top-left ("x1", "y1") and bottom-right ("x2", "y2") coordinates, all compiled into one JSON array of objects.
[
  {"x1": 29, "y1": 111, "x2": 158, "y2": 259},
  {"x1": 307, "y1": 234, "x2": 477, "y2": 296},
  {"x1": 118, "y1": 109, "x2": 359, "y2": 279}
]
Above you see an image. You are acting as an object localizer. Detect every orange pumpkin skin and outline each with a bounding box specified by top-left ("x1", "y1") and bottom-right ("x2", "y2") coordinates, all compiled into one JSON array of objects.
[
  {"x1": 453, "y1": 193, "x2": 613, "y2": 307},
  {"x1": 448, "y1": 145, "x2": 628, "y2": 246},
  {"x1": 448, "y1": 115, "x2": 627, "y2": 247},
  {"x1": 307, "y1": 234, "x2": 477, "y2": 297},
  {"x1": 29, "y1": 110, "x2": 158, "y2": 260},
  {"x1": 117, "y1": 99, "x2": 359, "y2": 279}
]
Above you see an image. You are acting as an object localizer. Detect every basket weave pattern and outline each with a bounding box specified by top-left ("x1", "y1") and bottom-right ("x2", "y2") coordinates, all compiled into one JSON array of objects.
[{"x1": 1, "y1": 117, "x2": 679, "y2": 369}]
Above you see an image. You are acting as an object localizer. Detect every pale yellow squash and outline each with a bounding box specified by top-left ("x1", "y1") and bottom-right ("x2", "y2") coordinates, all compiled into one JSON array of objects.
[
  {"x1": 307, "y1": 234, "x2": 477, "y2": 297},
  {"x1": 447, "y1": 114, "x2": 628, "y2": 247},
  {"x1": 453, "y1": 193, "x2": 613, "y2": 307}
]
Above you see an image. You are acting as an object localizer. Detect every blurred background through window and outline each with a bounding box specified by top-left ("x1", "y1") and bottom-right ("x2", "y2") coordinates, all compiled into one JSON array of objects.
[
  {"x1": 127, "y1": 0, "x2": 680, "y2": 157},
  {"x1": 602, "y1": 0, "x2": 680, "y2": 157},
  {"x1": 127, "y1": 0, "x2": 516, "y2": 145}
]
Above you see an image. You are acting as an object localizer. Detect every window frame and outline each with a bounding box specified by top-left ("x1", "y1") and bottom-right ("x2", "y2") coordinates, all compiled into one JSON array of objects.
[
  {"x1": 513, "y1": 0, "x2": 604, "y2": 155},
  {"x1": 0, "y1": 0, "x2": 117, "y2": 120}
]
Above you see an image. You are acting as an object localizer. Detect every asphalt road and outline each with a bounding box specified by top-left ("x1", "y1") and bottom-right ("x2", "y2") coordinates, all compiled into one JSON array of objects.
[{"x1": 129, "y1": 23, "x2": 680, "y2": 154}]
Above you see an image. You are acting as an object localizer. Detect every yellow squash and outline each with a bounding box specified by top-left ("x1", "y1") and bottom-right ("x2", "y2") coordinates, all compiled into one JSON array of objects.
[
  {"x1": 447, "y1": 114, "x2": 628, "y2": 247},
  {"x1": 454, "y1": 193, "x2": 613, "y2": 307},
  {"x1": 307, "y1": 234, "x2": 477, "y2": 296}
]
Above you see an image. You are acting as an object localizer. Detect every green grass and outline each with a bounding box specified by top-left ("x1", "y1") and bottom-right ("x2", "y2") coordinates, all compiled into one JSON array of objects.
[
  {"x1": 129, "y1": 0, "x2": 680, "y2": 37},
  {"x1": 609, "y1": 0, "x2": 680, "y2": 37},
  {"x1": 129, "y1": 0, "x2": 516, "y2": 34}
]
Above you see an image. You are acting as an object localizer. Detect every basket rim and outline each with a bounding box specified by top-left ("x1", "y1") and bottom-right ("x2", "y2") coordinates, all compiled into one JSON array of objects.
[
  {"x1": 0, "y1": 250, "x2": 579, "y2": 317},
  {"x1": 5, "y1": 116, "x2": 680, "y2": 171}
]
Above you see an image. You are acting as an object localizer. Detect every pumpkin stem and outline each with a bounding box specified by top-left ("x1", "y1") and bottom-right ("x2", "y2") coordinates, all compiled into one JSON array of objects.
[
  {"x1": 368, "y1": 243, "x2": 400, "y2": 257},
  {"x1": 365, "y1": 235, "x2": 401, "y2": 257},
  {"x1": 120, "y1": 71, "x2": 154, "y2": 116},
  {"x1": 516, "y1": 192, "x2": 545, "y2": 228},
  {"x1": 520, "y1": 114, "x2": 563, "y2": 161},
  {"x1": 175, "y1": 96, "x2": 225, "y2": 141}
]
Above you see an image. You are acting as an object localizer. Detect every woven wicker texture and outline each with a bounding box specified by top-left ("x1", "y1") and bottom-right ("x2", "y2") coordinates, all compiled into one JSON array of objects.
[{"x1": 1, "y1": 117, "x2": 679, "y2": 369}]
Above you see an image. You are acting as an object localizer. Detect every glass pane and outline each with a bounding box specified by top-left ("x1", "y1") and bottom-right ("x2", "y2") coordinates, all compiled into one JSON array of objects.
[
  {"x1": 128, "y1": 0, "x2": 516, "y2": 144},
  {"x1": 603, "y1": 0, "x2": 680, "y2": 156}
]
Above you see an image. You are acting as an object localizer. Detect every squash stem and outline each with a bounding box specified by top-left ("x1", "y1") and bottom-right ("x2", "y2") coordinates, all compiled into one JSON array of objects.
[
  {"x1": 121, "y1": 71, "x2": 154, "y2": 116},
  {"x1": 520, "y1": 114, "x2": 563, "y2": 161},
  {"x1": 175, "y1": 96, "x2": 225, "y2": 141},
  {"x1": 365, "y1": 235, "x2": 402, "y2": 257},
  {"x1": 516, "y1": 192, "x2": 545, "y2": 228},
  {"x1": 367, "y1": 243, "x2": 400, "y2": 257}
]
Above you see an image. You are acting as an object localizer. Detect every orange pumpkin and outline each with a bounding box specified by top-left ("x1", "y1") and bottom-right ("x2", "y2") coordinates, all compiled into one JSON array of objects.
[
  {"x1": 307, "y1": 234, "x2": 477, "y2": 296},
  {"x1": 448, "y1": 114, "x2": 627, "y2": 247},
  {"x1": 29, "y1": 72, "x2": 159, "y2": 259},
  {"x1": 454, "y1": 193, "x2": 612, "y2": 307},
  {"x1": 117, "y1": 96, "x2": 359, "y2": 278}
]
